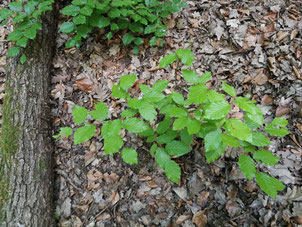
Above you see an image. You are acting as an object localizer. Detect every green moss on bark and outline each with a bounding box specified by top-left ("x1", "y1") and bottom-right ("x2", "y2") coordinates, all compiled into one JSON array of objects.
[{"x1": 0, "y1": 81, "x2": 20, "y2": 221}]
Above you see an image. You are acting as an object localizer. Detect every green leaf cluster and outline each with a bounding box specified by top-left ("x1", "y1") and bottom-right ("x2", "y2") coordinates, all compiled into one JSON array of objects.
[
  {"x1": 55, "y1": 49, "x2": 290, "y2": 199},
  {"x1": 3, "y1": 0, "x2": 186, "y2": 62},
  {"x1": 0, "y1": 0, "x2": 54, "y2": 63},
  {"x1": 59, "y1": 0, "x2": 187, "y2": 52}
]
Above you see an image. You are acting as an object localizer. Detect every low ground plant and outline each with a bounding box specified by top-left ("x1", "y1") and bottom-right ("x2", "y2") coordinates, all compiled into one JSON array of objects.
[
  {"x1": 54, "y1": 49, "x2": 290, "y2": 199},
  {"x1": 0, "y1": 0, "x2": 187, "y2": 61}
]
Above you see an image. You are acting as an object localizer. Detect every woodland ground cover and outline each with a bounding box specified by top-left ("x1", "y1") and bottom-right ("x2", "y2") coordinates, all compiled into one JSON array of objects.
[{"x1": 0, "y1": 0, "x2": 302, "y2": 226}]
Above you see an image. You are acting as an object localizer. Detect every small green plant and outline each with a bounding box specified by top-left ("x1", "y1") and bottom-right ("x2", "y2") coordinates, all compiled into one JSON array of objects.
[
  {"x1": 59, "y1": 0, "x2": 187, "y2": 53},
  {"x1": 55, "y1": 49, "x2": 289, "y2": 199},
  {"x1": 0, "y1": 0, "x2": 54, "y2": 63},
  {"x1": 1, "y1": 0, "x2": 186, "y2": 61}
]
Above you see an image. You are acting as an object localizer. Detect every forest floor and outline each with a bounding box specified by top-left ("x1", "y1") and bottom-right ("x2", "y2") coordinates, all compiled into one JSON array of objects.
[{"x1": 1, "y1": 0, "x2": 302, "y2": 226}]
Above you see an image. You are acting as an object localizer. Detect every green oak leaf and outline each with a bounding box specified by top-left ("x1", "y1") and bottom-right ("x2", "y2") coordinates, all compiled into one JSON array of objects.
[
  {"x1": 155, "y1": 148, "x2": 171, "y2": 168},
  {"x1": 74, "y1": 124, "x2": 96, "y2": 144},
  {"x1": 159, "y1": 53, "x2": 177, "y2": 68},
  {"x1": 121, "y1": 148, "x2": 138, "y2": 164},
  {"x1": 165, "y1": 140, "x2": 190, "y2": 157},
  {"x1": 122, "y1": 118, "x2": 149, "y2": 133},
  {"x1": 72, "y1": 105, "x2": 88, "y2": 124},
  {"x1": 173, "y1": 116, "x2": 189, "y2": 130},
  {"x1": 120, "y1": 74, "x2": 137, "y2": 90},
  {"x1": 165, "y1": 160, "x2": 181, "y2": 183},
  {"x1": 256, "y1": 172, "x2": 285, "y2": 199},
  {"x1": 175, "y1": 49, "x2": 194, "y2": 66},
  {"x1": 139, "y1": 102, "x2": 156, "y2": 123},
  {"x1": 253, "y1": 149, "x2": 280, "y2": 166},
  {"x1": 238, "y1": 154, "x2": 256, "y2": 180},
  {"x1": 53, "y1": 127, "x2": 73, "y2": 139},
  {"x1": 90, "y1": 102, "x2": 108, "y2": 121},
  {"x1": 222, "y1": 81, "x2": 236, "y2": 97},
  {"x1": 104, "y1": 135, "x2": 123, "y2": 154},
  {"x1": 203, "y1": 100, "x2": 231, "y2": 120}
]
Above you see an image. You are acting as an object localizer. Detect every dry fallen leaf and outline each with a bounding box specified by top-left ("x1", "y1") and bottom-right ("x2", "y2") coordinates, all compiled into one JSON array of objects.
[
  {"x1": 84, "y1": 152, "x2": 95, "y2": 166},
  {"x1": 163, "y1": 18, "x2": 176, "y2": 29},
  {"x1": 261, "y1": 95, "x2": 273, "y2": 104},
  {"x1": 192, "y1": 210, "x2": 207, "y2": 227},
  {"x1": 176, "y1": 215, "x2": 191, "y2": 225},
  {"x1": 139, "y1": 175, "x2": 153, "y2": 181},
  {"x1": 293, "y1": 216, "x2": 302, "y2": 224},
  {"x1": 108, "y1": 191, "x2": 120, "y2": 205},
  {"x1": 293, "y1": 65, "x2": 301, "y2": 79},
  {"x1": 276, "y1": 31, "x2": 289, "y2": 42},
  {"x1": 262, "y1": 12, "x2": 278, "y2": 21},
  {"x1": 87, "y1": 168, "x2": 103, "y2": 182},
  {"x1": 76, "y1": 78, "x2": 94, "y2": 92},
  {"x1": 290, "y1": 134, "x2": 301, "y2": 148},
  {"x1": 148, "y1": 181, "x2": 159, "y2": 188},
  {"x1": 276, "y1": 106, "x2": 290, "y2": 117},
  {"x1": 226, "y1": 200, "x2": 240, "y2": 217},
  {"x1": 197, "y1": 191, "x2": 209, "y2": 206},
  {"x1": 291, "y1": 29, "x2": 298, "y2": 40},
  {"x1": 96, "y1": 213, "x2": 111, "y2": 222},
  {"x1": 71, "y1": 215, "x2": 83, "y2": 227},
  {"x1": 297, "y1": 123, "x2": 302, "y2": 133},
  {"x1": 252, "y1": 70, "x2": 268, "y2": 85}
]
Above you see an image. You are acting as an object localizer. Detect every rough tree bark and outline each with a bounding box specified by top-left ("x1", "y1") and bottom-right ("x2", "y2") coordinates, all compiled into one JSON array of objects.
[{"x1": 0, "y1": 9, "x2": 56, "y2": 227}]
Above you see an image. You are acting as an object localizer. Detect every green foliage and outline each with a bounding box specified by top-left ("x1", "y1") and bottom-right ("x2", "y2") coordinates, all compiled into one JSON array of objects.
[
  {"x1": 60, "y1": 0, "x2": 187, "y2": 50},
  {"x1": 55, "y1": 49, "x2": 290, "y2": 198},
  {"x1": 121, "y1": 148, "x2": 138, "y2": 164},
  {"x1": 0, "y1": 0, "x2": 54, "y2": 63},
  {"x1": 3, "y1": 0, "x2": 186, "y2": 62},
  {"x1": 53, "y1": 127, "x2": 73, "y2": 139},
  {"x1": 90, "y1": 102, "x2": 108, "y2": 121},
  {"x1": 72, "y1": 105, "x2": 88, "y2": 124}
]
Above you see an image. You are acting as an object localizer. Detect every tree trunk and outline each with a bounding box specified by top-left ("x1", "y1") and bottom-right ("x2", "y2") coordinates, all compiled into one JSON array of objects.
[{"x1": 0, "y1": 10, "x2": 56, "y2": 227}]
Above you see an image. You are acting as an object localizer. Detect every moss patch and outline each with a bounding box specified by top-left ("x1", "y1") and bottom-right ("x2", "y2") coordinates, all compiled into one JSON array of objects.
[{"x1": 0, "y1": 80, "x2": 21, "y2": 221}]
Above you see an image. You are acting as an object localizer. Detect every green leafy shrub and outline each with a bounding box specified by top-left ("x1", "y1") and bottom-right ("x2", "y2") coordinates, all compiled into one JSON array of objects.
[
  {"x1": 0, "y1": 0, "x2": 54, "y2": 63},
  {"x1": 54, "y1": 49, "x2": 290, "y2": 199},
  {"x1": 1, "y1": 0, "x2": 186, "y2": 60},
  {"x1": 59, "y1": 0, "x2": 187, "y2": 53}
]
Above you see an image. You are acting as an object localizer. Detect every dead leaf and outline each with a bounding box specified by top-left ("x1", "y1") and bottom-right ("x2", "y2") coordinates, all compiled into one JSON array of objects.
[
  {"x1": 297, "y1": 124, "x2": 302, "y2": 133},
  {"x1": 290, "y1": 134, "x2": 301, "y2": 148},
  {"x1": 262, "y1": 12, "x2": 278, "y2": 21},
  {"x1": 226, "y1": 200, "x2": 241, "y2": 217},
  {"x1": 139, "y1": 175, "x2": 153, "y2": 181},
  {"x1": 148, "y1": 181, "x2": 159, "y2": 188},
  {"x1": 103, "y1": 172, "x2": 119, "y2": 183},
  {"x1": 237, "y1": 8, "x2": 250, "y2": 15},
  {"x1": 108, "y1": 191, "x2": 120, "y2": 205},
  {"x1": 293, "y1": 216, "x2": 302, "y2": 224},
  {"x1": 268, "y1": 56, "x2": 276, "y2": 70},
  {"x1": 87, "y1": 168, "x2": 103, "y2": 182},
  {"x1": 76, "y1": 78, "x2": 94, "y2": 92},
  {"x1": 51, "y1": 74, "x2": 69, "y2": 83},
  {"x1": 261, "y1": 95, "x2": 273, "y2": 104},
  {"x1": 293, "y1": 65, "x2": 301, "y2": 79},
  {"x1": 71, "y1": 215, "x2": 83, "y2": 227},
  {"x1": 197, "y1": 191, "x2": 209, "y2": 206},
  {"x1": 84, "y1": 152, "x2": 95, "y2": 166},
  {"x1": 266, "y1": 23, "x2": 275, "y2": 32},
  {"x1": 291, "y1": 29, "x2": 298, "y2": 40},
  {"x1": 276, "y1": 106, "x2": 290, "y2": 117},
  {"x1": 96, "y1": 213, "x2": 111, "y2": 222},
  {"x1": 276, "y1": 31, "x2": 289, "y2": 42},
  {"x1": 163, "y1": 18, "x2": 176, "y2": 29},
  {"x1": 252, "y1": 70, "x2": 268, "y2": 85},
  {"x1": 192, "y1": 210, "x2": 207, "y2": 227},
  {"x1": 176, "y1": 215, "x2": 191, "y2": 224}
]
